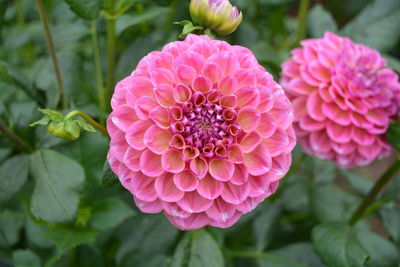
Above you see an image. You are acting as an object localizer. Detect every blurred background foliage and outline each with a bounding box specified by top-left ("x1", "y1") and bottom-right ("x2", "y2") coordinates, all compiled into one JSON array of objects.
[{"x1": 0, "y1": 0, "x2": 399, "y2": 266}]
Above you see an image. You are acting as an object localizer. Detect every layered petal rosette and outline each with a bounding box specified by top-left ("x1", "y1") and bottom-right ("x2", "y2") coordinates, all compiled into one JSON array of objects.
[
  {"x1": 281, "y1": 32, "x2": 400, "y2": 169},
  {"x1": 107, "y1": 34, "x2": 296, "y2": 230}
]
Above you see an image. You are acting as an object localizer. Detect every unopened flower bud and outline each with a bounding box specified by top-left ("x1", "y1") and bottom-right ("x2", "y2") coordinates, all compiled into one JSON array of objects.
[
  {"x1": 47, "y1": 121, "x2": 80, "y2": 141},
  {"x1": 189, "y1": 0, "x2": 242, "y2": 36}
]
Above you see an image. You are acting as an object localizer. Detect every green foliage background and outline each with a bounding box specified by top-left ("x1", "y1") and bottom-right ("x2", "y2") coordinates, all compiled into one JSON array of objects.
[{"x1": 0, "y1": 0, "x2": 399, "y2": 266}]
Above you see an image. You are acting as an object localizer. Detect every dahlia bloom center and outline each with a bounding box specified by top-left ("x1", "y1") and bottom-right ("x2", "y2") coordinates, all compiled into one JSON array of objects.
[{"x1": 170, "y1": 93, "x2": 240, "y2": 159}]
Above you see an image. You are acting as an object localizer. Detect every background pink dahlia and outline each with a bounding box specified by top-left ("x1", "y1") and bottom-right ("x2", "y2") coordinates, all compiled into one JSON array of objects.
[
  {"x1": 107, "y1": 34, "x2": 296, "y2": 230},
  {"x1": 281, "y1": 32, "x2": 400, "y2": 169}
]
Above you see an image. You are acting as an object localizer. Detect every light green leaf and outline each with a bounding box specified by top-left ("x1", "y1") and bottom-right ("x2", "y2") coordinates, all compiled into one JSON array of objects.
[
  {"x1": 29, "y1": 150, "x2": 85, "y2": 223},
  {"x1": 342, "y1": 171, "x2": 373, "y2": 196},
  {"x1": 12, "y1": 249, "x2": 41, "y2": 267},
  {"x1": 63, "y1": 0, "x2": 103, "y2": 20},
  {"x1": 312, "y1": 158, "x2": 336, "y2": 184},
  {"x1": 380, "y1": 207, "x2": 400, "y2": 244},
  {"x1": 0, "y1": 155, "x2": 29, "y2": 202},
  {"x1": 271, "y1": 242, "x2": 324, "y2": 267},
  {"x1": 75, "y1": 120, "x2": 96, "y2": 132},
  {"x1": 171, "y1": 229, "x2": 224, "y2": 267},
  {"x1": 64, "y1": 119, "x2": 80, "y2": 139},
  {"x1": 312, "y1": 223, "x2": 368, "y2": 267},
  {"x1": 356, "y1": 229, "x2": 399, "y2": 267},
  {"x1": 89, "y1": 197, "x2": 135, "y2": 231},
  {"x1": 342, "y1": 0, "x2": 400, "y2": 52},
  {"x1": 38, "y1": 109, "x2": 63, "y2": 122},
  {"x1": 116, "y1": 7, "x2": 170, "y2": 35},
  {"x1": 308, "y1": 4, "x2": 338, "y2": 38}
]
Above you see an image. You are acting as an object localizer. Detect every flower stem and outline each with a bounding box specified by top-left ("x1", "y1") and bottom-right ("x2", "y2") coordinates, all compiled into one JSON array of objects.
[
  {"x1": 35, "y1": 0, "x2": 67, "y2": 109},
  {"x1": 91, "y1": 20, "x2": 106, "y2": 116},
  {"x1": 0, "y1": 120, "x2": 33, "y2": 153},
  {"x1": 65, "y1": 110, "x2": 108, "y2": 137},
  {"x1": 14, "y1": 0, "x2": 26, "y2": 28},
  {"x1": 106, "y1": 0, "x2": 116, "y2": 112},
  {"x1": 348, "y1": 157, "x2": 400, "y2": 226},
  {"x1": 296, "y1": 0, "x2": 309, "y2": 44}
]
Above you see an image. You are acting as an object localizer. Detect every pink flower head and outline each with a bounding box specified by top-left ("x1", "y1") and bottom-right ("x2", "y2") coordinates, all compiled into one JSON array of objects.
[
  {"x1": 281, "y1": 32, "x2": 400, "y2": 169},
  {"x1": 107, "y1": 34, "x2": 296, "y2": 230}
]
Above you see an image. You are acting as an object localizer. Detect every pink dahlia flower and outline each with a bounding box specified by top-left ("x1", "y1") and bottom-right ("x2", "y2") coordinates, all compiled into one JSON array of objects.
[
  {"x1": 107, "y1": 34, "x2": 296, "y2": 230},
  {"x1": 281, "y1": 32, "x2": 400, "y2": 169}
]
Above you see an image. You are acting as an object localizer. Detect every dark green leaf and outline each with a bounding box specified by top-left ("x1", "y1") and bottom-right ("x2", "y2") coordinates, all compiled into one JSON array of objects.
[
  {"x1": 342, "y1": 0, "x2": 400, "y2": 51},
  {"x1": 312, "y1": 158, "x2": 336, "y2": 184},
  {"x1": 342, "y1": 171, "x2": 373, "y2": 196},
  {"x1": 171, "y1": 229, "x2": 224, "y2": 267},
  {"x1": 380, "y1": 206, "x2": 400, "y2": 244},
  {"x1": 387, "y1": 121, "x2": 400, "y2": 151},
  {"x1": 63, "y1": 0, "x2": 103, "y2": 20},
  {"x1": 12, "y1": 249, "x2": 41, "y2": 267},
  {"x1": 29, "y1": 150, "x2": 85, "y2": 223},
  {"x1": 89, "y1": 197, "x2": 135, "y2": 231},
  {"x1": 308, "y1": 4, "x2": 338, "y2": 38},
  {"x1": 356, "y1": 229, "x2": 399, "y2": 267},
  {"x1": 312, "y1": 223, "x2": 368, "y2": 267},
  {"x1": 256, "y1": 253, "x2": 309, "y2": 267},
  {"x1": 252, "y1": 204, "x2": 281, "y2": 250},
  {"x1": 0, "y1": 210, "x2": 24, "y2": 247},
  {"x1": 0, "y1": 155, "x2": 29, "y2": 202},
  {"x1": 271, "y1": 242, "x2": 324, "y2": 267},
  {"x1": 101, "y1": 160, "x2": 118, "y2": 187}
]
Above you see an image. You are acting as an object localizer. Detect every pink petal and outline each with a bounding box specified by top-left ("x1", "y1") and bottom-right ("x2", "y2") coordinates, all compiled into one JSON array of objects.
[
  {"x1": 192, "y1": 75, "x2": 212, "y2": 93},
  {"x1": 209, "y1": 159, "x2": 235, "y2": 181},
  {"x1": 177, "y1": 191, "x2": 213, "y2": 213},
  {"x1": 174, "y1": 51, "x2": 205, "y2": 74},
  {"x1": 196, "y1": 174, "x2": 224, "y2": 200},
  {"x1": 123, "y1": 147, "x2": 142, "y2": 171},
  {"x1": 154, "y1": 84, "x2": 175, "y2": 107},
  {"x1": 205, "y1": 198, "x2": 236, "y2": 222},
  {"x1": 236, "y1": 86, "x2": 260, "y2": 108},
  {"x1": 219, "y1": 95, "x2": 237, "y2": 109},
  {"x1": 150, "y1": 68, "x2": 173, "y2": 85},
  {"x1": 331, "y1": 141, "x2": 356, "y2": 155},
  {"x1": 210, "y1": 212, "x2": 242, "y2": 228},
  {"x1": 218, "y1": 76, "x2": 238, "y2": 95},
  {"x1": 291, "y1": 97, "x2": 308, "y2": 120},
  {"x1": 230, "y1": 164, "x2": 249, "y2": 185},
  {"x1": 365, "y1": 109, "x2": 388, "y2": 126},
  {"x1": 269, "y1": 152, "x2": 292, "y2": 181},
  {"x1": 174, "y1": 65, "x2": 196, "y2": 85},
  {"x1": 190, "y1": 157, "x2": 208, "y2": 178},
  {"x1": 228, "y1": 144, "x2": 244, "y2": 164},
  {"x1": 161, "y1": 150, "x2": 185, "y2": 173},
  {"x1": 256, "y1": 113, "x2": 277, "y2": 139},
  {"x1": 202, "y1": 62, "x2": 223, "y2": 83},
  {"x1": 144, "y1": 125, "x2": 172, "y2": 154},
  {"x1": 125, "y1": 120, "x2": 152, "y2": 150},
  {"x1": 208, "y1": 51, "x2": 240, "y2": 76},
  {"x1": 155, "y1": 173, "x2": 184, "y2": 202},
  {"x1": 268, "y1": 95, "x2": 294, "y2": 130},
  {"x1": 134, "y1": 197, "x2": 162, "y2": 214},
  {"x1": 139, "y1": 150, "x2": 164, "y2": 177},
  {"x1": 173, "y1": 83, "x2": 192, "y2": 103},
  {"x1": 309, "y1": 130, "x2": 331, "y2": 153},
  {"x1": 237, "y1": 107, "x2": 261, "y2": 132},
  {"x1": 162, "y1": 202, "x2": 190, "y2": 219},
  {"x1": 263, "y1": 128, "x2": 289, "y2": 157},
  {"x1": 307, "y1": 91, "x2": 326, "y2": 121},
  {"x1": 244, "y1": 143, "x2": 272, "y2": 176},
  {"x1": 257, "y1": 85, "x2": 275, "y2": 113},
  {"x1": 288, "y1": 77, "x2": 316, "y2": 95},
  {"x1": 173, "y1": 170, "x2": 199, "y2": 192},
  {"x1": 130, "y1": 172, "x2": 157, "y2": 201},
  {"x1": 126, "y1": 77, "x2": 154, "y2": 99},
  {"x1": 234, "y1": 69, "x2": 257, "y2": 87},
  {"x1": 111, "y1": 105, "x2": 139, "y2": 132},
  {"x1": 351, "y1": 127, "x2": 375, "y2": 146},
  {"x1": 326, "y1": 121, "x2": 352, "y2": 143},
  {"x1": 170, "y1": 134, "x2": 185, "y2": 149},
  {"x1": 134, "y1": 96, "x2": 157, "y2": 120},
  {"x1": 240, "y1": 131, "x2": 262, "y2": 153},
  {"x1": 221, "y1": 181, "x2": 250, "y2": 204},
  {"x1": 166, "y1": 212, "x2": 211, "y2": 231},
  {"x1": 322, "y1": 102, "x2": 351, "y2": 126},
  {"x1": 236, "y1": 195, "x2": 264, "y2": 213},
  {"x1": 149, "y1": 106, "x2": 170, "y2": 129},
  {"x1": 169, "y1": 106, "x2": 183, "y2": 121},
  {"x1": 248, "y1": 174, "x2": 270, "y2": 197},
  {"x1": 298, "y1": 115, "x2": 326, "y2": 131}
]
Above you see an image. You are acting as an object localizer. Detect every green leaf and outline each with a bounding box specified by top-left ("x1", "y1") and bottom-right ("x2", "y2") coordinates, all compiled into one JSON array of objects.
[
  {"x1": 30, "y1": 116, "x2": 50, "y2": 127},
  {"x1": 311, "y1": 184, "x2": 359, "y2": 222},
  {"x1": 342, "y1": 171, "x2": 373, "y2": 196},
  {"x1": 312, "y1": 158, "x2": 336, "y2": 184},
  {"x1": 256, "y1": 253, "x2": 309, "y2": 267},
  {"x1": 38, "y1": 109, "x2": 63, "y2": 122},
  {"x1": 29, "y1": 150, "x2": 85, "y2": 223},
  {"x1": 0, "y1": 155, "x2": 29, "y2": 202},
  {"x1": 12, "y1": 249, "x2": 41, "y2": 267},
  {"x1": 171, "y1": 229, "x2": 224, "y2": 267},
  {"x1": 63, "y1": 0, "x2": 103, "y2": 20},
  {"x1": 387, "y1": 120, "x2": 400, "y2": 151},
  {"x1": 383, "y1": 54, "x2": 400, "y2": 73},
  {"x1": 312, "y1": 223, "x2": 368, "y2": 267},
  {"x1": 64, "y1": 119, "x2": 80, "y2": 139},
  {"x1": 380, "y1": 206, "x2": 400, "y2": 244},
  {"x1": 25, "y1": 217, "x2": 52, "y2": 248},
  {"x1": 45, "y1": 226, "x2": 98, "y2": 259},
  {"x1": 270, "y1": 242, "x2": 324, "y2": 267},
  {"x1": 0, "y1": 210, "x2": 24, "y2": 247},
  {"x1": 252, "y1": 204, "x2": 281, "y2": 250},
  {"x1": 356, "y1": 229, "x2": 399, "y2": 267},
  {"x1": 308, "y1": 4, "x2": 338, "y2": 38},
  {"x1": 75, "y1": 119, "x2": 96, "y2": 132},
  {"x1": 101, "y1": 160, "x2": 118, "y2": 186},
  {"x1": 116, "y1": 7, "x2": 170, "y2": 35},
  {"x1": 89, "y1": 197, "x2": 135, "y2": 231},
  {"x1": 342, "y1": 0, "x2": 400, "y2": 52}
]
